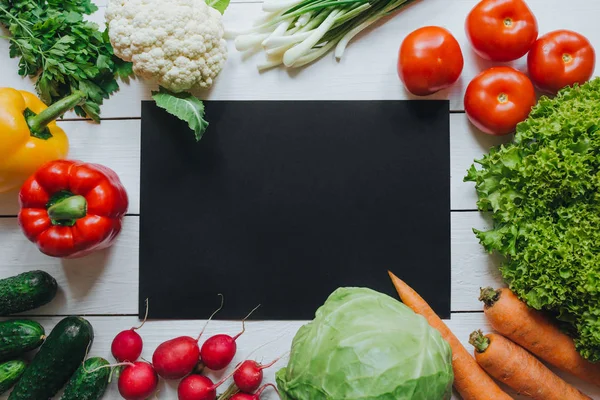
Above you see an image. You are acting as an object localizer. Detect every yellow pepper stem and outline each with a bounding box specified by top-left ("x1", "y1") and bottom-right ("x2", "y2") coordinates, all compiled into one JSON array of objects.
[{"x1": 26, "y1": 91, "x2": 86, "y2": 138}]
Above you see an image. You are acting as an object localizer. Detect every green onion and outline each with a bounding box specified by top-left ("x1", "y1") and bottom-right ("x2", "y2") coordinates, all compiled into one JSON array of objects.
[{"x1": 226, "y1": 0, "x2": 418, "y2": 70}]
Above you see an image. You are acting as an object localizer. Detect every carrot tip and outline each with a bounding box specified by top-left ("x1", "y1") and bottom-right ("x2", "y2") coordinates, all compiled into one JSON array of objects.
[
  {"x1": 479, "y1": 287, "x2": 500, "y2": 307},
  {"x1": 469, "y1": 330, "x2": 489, "y2": 353}
]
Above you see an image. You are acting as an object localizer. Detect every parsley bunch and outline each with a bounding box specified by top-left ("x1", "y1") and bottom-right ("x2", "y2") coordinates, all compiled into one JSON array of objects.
[{"x1": 0, "y1": 0, "x2": 133, "y2": 121}]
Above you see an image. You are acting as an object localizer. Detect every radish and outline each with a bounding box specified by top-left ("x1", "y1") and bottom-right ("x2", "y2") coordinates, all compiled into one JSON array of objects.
[
  {"x1": 112, "y1": 299, "x2": 149, "y2": 362},
  {"x1": 233, "y1": 357, "x2": 283, "y2": 393},
  {"x1": 177, "y1": 364, "x2": 244, "y2": 400},
  {"x1": 153, "y1": 295, "x2": 223, "y2": 379},
  {"x1": 230, "y1": 384, "x2": 280, "y2": 400},
  {"x1": 200, "y1": 305, "x2": 260, "y2": 371},
  {"x1": 118, "y1": 361, "x2": 159, "y2": 400},
  {"x1": 153, "y1": 336, "x2": 200, "y2": 379},
  {"x1": 177, "y1": 374, "x2": 217, "y2": 400}
]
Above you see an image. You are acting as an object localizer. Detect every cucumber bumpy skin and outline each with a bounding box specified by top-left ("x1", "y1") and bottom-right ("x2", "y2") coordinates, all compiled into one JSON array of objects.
[
  {"x1": 61, "y1": 357, "x2": 110, "y2": 400},
  {"x1": 0, "y1": 320, "x2": 45, "y2": 361},
  {"x1": 8, "y1": 316, "x2": 94, "y2": 400},
  {"x1": 0, "y1": 270, "x2": 58, "y2": 315},
  {"x1": 0, "y1": 360, "x2": 26, "y2": 395}
]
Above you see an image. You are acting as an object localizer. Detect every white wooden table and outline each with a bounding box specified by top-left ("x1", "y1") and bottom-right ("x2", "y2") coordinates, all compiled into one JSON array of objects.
[{"x1": 1, "y1": 0, "x2": 599, "y2": 398}]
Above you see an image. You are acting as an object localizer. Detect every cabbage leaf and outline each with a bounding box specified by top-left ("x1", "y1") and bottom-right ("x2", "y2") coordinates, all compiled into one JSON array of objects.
[{"x1": 276, "y1": 287, "x2": 453, "y2": 400}]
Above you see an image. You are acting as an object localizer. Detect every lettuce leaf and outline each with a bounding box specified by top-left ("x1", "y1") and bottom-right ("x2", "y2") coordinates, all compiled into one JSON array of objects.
[{"x1": 465, "y1": 78, "x2": 600, "y2": 362}]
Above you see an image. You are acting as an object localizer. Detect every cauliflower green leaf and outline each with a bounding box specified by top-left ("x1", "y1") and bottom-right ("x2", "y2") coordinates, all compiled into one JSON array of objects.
[
  {"x1": 152, "y1": 87, "x2": 209, "y2": 141},
  {"x1": 207, "y1": 0, "x2": 230, "y2": 14},
  {"x1": 465, "y1": 78, "x2": 600, "y2": 362}
]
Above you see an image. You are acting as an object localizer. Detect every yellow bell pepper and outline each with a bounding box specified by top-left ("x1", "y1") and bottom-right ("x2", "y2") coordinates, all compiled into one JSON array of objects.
[{"x1": 0, "y1": 88, "x2": 85, "y2": 193}]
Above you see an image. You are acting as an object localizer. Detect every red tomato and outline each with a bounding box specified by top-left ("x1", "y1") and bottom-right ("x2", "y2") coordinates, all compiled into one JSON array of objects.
[
  {"x1": 464, "y1": 67, "x2": 536, "y2": 135},
  {"x1": 398, "y1": 26, "x2": 464, "y2": 96},
  {"x1": 465, "y1": 0, "x2": 538, "y2": 62},
  {"x1": 527, "y1": 30, "x2": 596, "y2": 93}
]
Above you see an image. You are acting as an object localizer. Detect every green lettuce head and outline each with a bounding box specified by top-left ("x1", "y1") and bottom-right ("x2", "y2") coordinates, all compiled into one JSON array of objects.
[{"x1": 276, "y1": 287, "x2": 454, "y2": 400}]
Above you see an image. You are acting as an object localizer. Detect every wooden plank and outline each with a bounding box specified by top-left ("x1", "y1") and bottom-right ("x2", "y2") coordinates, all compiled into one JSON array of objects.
[
  {"x1": 0, "y1": 114, "x2": 508, "y2": 215},
  {"x1": 0, "y1": 218, "x2": 138, "y2": 315},
  {"x1": 0, "y1": 0, "x2": 598, "y2": 119},
  {"x1": 0, "y1": 211, "x2": 503, "y2": 315},
  {"x1": 1, "y1": 313, "x2": 598, "y2": 399}
]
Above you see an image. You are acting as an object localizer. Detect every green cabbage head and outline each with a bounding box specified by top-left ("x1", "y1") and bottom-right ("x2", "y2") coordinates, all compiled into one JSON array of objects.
[{"x1": 276, "y1": 287, "x2": 454, "y2": 400}]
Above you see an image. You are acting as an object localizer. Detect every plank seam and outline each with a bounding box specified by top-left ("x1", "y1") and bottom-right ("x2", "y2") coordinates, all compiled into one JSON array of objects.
[
  {"x1": 9, "y1": 310, "x2": 485, "y2": 317},
  {"x1": 57, "y1": 111, "x2": 468, "y2": 122}
]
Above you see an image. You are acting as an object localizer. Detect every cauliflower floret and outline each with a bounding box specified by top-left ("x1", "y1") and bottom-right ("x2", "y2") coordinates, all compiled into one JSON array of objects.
[{"x1": 106, "y1": 0, "x2": 227, "y2": 92}]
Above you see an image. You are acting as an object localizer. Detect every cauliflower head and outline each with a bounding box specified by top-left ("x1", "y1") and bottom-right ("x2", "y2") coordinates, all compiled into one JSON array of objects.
[{"x1": 106, "y1": 0, "x2": 227, "y2": 92}]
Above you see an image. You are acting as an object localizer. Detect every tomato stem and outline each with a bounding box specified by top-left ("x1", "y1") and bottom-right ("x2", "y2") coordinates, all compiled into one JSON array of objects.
[
  {"x1": 503, "y1": 17, "x2": 512, "y2": 27},
  {"x1": 497, "y1": 93, "x2": 508, "y2": 103},
  {"x1": 562, "y1": 53, "x2": 573, "y2": 63}
]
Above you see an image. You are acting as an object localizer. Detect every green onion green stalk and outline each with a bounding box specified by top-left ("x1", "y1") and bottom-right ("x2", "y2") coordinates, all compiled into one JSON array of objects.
[{"x1": 226, "y1": 0, "x2": 418, "y2": 70}]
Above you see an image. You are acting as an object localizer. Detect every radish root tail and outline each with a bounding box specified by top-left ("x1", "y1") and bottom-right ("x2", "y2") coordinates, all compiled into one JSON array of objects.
[
  {"x1": 134, "y1": 298, "x2": 150, "y2": 330},
  {"x1": 197, "y1": 293, "x2": 225, "y2": 341},
  {"x1": 82, "y1": 340, "x2": 93, "y2": 366},
  {"x1": 233, "y1": 303, "x2": 261, "y2": 340},
  {"x1": 260, "y1": 351, "x2": 290, "y2": 370}
]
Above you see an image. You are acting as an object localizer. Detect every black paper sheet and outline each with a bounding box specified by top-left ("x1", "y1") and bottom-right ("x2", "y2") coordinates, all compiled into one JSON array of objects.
[{"x1": 139, "y1": 100, "x2": 451, "y2": 320}]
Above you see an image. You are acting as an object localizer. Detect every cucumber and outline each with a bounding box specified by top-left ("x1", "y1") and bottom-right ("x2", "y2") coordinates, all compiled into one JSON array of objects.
[
  {"x1": 0, "y1": 270, "x2": 58, "y2": 315},
  {"x1": 0, "y1": 360, "x2": 26, "y2": 395},
  {"x1": 8, "y1": 316, "x2": 94, "y2": 400},
  {"x1": 61, "y1": 357, "x2": 110, "y2": 400},
  {"x1": 0, "y1": 320, "x2": 45, "y2": 361}
]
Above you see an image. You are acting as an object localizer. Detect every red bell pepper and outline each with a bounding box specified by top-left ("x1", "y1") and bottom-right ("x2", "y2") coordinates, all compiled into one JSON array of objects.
[{"x1": 18, "y1": 159, "x2": 129, "y2": 258}]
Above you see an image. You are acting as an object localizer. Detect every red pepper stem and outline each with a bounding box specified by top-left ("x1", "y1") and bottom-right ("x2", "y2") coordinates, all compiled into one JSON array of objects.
[
  {"x1": 47, "y1": 195, "x2": 87, "y2": 222},
  {"x1": 27, "y1": 91, "x2": 86, "y2": 137}
]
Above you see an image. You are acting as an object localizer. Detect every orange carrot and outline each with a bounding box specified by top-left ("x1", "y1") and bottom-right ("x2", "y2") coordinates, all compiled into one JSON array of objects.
[
  {"x1": 388, "y1": 271, "x2": 512, "y2": 400},
  {"x1": 469, "y1": 330, "x2": 591, "y2": 400},
  {"x1": 480, "y1": 287, "x2": 600, "y2": 387}
]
